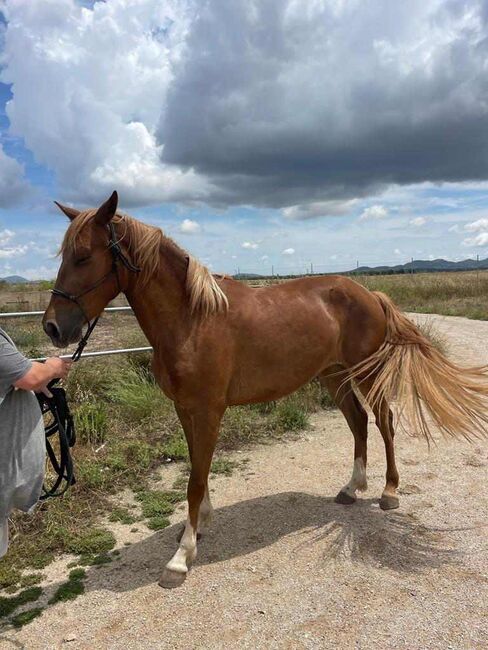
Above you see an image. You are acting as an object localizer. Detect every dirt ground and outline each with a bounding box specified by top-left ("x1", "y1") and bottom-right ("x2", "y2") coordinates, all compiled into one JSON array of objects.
[{"x1": 3, "y1": 313, "x2": 488, "y2": 649}]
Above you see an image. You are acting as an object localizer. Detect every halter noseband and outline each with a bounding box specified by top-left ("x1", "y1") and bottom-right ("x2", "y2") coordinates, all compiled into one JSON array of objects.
[{"x1": 51, "y1": 222, "x2": 140, "y2": 327}]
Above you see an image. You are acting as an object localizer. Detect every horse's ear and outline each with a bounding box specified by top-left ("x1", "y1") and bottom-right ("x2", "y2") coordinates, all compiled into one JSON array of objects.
[
  {"x1": 94, "y1": 191, "x2": 118, "y2": 226},
  {"x1": 54, "y1": 201, "x2": 80, "y2": 221}
]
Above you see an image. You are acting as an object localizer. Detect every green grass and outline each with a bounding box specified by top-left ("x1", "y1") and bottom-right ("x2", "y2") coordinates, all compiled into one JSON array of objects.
[
  {"x1": 11, "y1": 606, "x2": 44, "y2": 628},
  {"x1": 63, "y1": 528, "x2": 116, "y2": 557},
  {"x1": 48, "y1": 579, "x2": 84, "y2": 604},
  {"x1": 74, "y1": 401, "x2": 108, "y2": 445},
  {"x1": 211, "y1": 458, "x2": 238, "y2": 476},
  {"x1": 146, "y1": 516, "x2": 171, "y2": 530},
  {"x1": 109, "y1": 507, "x2": 138, "y2": 525},
  {"x1": 0, "y1": 587, "x2": 43, "y2": 618},
  {"x1": 68, "y1": 568, "x2": 86, "y2": 581},
  {"x1": 20, "y1": 574, "x2": 44, "y2": 589}
]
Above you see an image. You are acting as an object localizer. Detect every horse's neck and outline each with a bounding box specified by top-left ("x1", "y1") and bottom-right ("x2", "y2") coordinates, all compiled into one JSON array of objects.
[{"x1": 124, "y1": 240, "x2": 190, "y2": 349}]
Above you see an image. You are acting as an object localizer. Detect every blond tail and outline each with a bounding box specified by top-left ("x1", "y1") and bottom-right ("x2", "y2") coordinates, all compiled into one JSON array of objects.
[{"x1": 347, "y1": 291, "x2": 488, "y2": 442}]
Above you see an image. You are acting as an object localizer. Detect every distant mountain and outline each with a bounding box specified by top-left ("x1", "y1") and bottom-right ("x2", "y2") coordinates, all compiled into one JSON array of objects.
[
  {"x1": 0, "y1": 275, "x2": 29, "y2": 284},
  {"x1": 233, "y1": 273, "x2": 266, "y2": 280},
  {"x1": 351, "y1": 258, "x2": 488, "y2": 275}
]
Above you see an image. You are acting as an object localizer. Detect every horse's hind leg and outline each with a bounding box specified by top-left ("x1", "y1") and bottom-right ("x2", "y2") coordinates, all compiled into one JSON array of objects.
[
  {"x1": 320, "y1": 372, "x2": 368, "y2": 505},
  {"x1": 373, "y1": 400, "x2": 400, "y2": 510},
  {"x1": 355, "y1": 381, "x2": 400, "y2": 510}
]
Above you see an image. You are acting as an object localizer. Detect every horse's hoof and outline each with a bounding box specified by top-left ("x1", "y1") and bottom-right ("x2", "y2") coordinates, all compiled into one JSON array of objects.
[
  {"x1": 335, "y1": 490, "x2": 356, "y2": 505},
  {"x1": 159, "y1": 568, "x2": 187, "y2": 589},
  {"x1": 379, "y1": 495, "x2": 400, "y2": 510}
]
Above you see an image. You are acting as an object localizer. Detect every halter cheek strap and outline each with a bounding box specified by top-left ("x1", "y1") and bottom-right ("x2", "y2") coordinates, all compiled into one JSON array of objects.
[{"x1": 51, "y1": 222, "x2": 140, "y2": 331}]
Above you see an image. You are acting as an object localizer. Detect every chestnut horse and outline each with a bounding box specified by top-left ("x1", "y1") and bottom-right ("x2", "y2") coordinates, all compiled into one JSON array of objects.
[{"x1": 43, "y1": 192, "x2": 488, "y2": 588}]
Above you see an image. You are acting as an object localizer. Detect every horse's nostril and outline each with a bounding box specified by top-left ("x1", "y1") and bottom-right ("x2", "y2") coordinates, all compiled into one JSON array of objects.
[{"x1": 44, "y1": 319, "x2": 61, "y2": 341}]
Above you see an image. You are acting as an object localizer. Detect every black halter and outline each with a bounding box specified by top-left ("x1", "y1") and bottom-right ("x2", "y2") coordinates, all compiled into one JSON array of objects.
[{"x1": 38, "y1": 222, "x2": 141, "y2": 499}]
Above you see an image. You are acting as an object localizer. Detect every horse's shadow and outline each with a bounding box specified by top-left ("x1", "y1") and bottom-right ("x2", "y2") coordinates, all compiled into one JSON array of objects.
[{"x1": 80, "y1": 491, "x2": 459, "y2": 593}]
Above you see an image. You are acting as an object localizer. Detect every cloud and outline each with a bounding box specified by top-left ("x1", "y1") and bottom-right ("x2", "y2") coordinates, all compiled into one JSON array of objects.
[
  {"x1": 1, "y1": 0, "x2": 208, "y2": 207},
  {"x1": 241, "y1": 241, "x2": 258, "y2": 250},
  {"x1": 464, "y1": 218, "x2": 488, "y2": 232},
  {"x1": 0, "y1": 146, "x2": 29, "y2": 208},
  {"x1": 282, "y1": 248, "x2": 295, "y2": 256},
  {"x1": 463, "y1": 232, "x2": 488, "y2": 247},
  {"x1": 462, "y1": 218, "x2": 488, "y2": 246},
  {"x1": 359, "y1": 205, "x2": 388, "y2": 221},
  {"x1": 0, "y1": 229, "x2": 15, "y2": 245},
  {"x1": 0, "y1": 243, "x2": 28, "y2": 259},
  {"x1": 159, "y1": 0, "x2": 488, "y2": 208},
  {"x1": 282, "y1": 200, "x2": 357, "y2": 221},
  {"x1": 179, "y1": 218, "x2": 201, "y2": 234},
  {"x1": 2, "y1": 1, "x2": 488, "y2": 212},
  {"x1": 410, "y1": 216, "x2": 427, "y2": 227}
]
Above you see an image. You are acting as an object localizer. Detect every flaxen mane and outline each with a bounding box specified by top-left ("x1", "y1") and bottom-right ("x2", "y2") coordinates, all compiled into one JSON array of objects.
[{"x1": 61, "y1": 211, "x2": 228, "y2": 316}]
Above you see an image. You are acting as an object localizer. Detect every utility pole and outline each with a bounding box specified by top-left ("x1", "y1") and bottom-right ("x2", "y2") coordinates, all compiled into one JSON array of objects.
[
  {"x1": 271, "y1": 264, "x2": 274, "y2": 278},
  {"x1": 311, "y1": 262, "x2": 314, "y2": 275}
]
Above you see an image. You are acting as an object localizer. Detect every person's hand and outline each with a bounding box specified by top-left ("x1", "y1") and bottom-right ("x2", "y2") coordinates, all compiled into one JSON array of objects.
[
  {"x1": 14, "y1": 357, "x2": 73, "y2": 394},
  {"x1": 44, "y1": 357, "x2": 73, "y2": 381}
]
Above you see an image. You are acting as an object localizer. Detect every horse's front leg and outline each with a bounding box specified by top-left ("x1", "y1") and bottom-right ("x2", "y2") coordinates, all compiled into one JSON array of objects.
[{"x1": 159, "y1": 405, "x2": 224, "y2": 588}]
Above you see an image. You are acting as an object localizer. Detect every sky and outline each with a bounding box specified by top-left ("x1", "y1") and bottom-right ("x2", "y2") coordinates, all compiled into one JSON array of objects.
[{"x1": 0, "y1": 0, "x2": 488, "y2": 279}]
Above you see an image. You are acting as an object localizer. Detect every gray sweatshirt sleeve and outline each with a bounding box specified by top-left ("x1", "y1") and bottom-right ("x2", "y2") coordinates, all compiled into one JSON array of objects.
[{"x1": 0, "y1": 331, "x2": 32, "y2": 399}]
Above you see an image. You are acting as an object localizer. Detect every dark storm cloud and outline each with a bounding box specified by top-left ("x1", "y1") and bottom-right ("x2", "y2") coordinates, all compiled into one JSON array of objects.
[{"x1": 159, "y1": 0, "x2": 488, "y2": 208}]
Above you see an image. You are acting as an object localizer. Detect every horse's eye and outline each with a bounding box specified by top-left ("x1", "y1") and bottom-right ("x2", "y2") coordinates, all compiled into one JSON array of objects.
[{"x1": 74, "y1": 255, "x2": 92, "y2": 266}]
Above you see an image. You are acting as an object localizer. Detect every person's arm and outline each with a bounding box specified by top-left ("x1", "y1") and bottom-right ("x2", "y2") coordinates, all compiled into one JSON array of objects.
[
  {"x1": 0, "y1": 331, "x2": 72, "y2": 396},
  {"x1": 14, "y1": 358, "x2": 72, "y2": 393}
]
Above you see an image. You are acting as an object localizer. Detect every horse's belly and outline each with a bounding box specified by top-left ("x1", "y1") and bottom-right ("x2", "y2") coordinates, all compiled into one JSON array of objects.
[{"x1": 227, "y1": 324, "x2": 336, "y2": 405}]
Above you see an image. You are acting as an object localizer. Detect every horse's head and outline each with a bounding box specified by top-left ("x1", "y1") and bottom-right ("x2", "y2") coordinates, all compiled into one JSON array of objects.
[{"x1": 43, "y1": 190, "x2": 127, "y2": 348}]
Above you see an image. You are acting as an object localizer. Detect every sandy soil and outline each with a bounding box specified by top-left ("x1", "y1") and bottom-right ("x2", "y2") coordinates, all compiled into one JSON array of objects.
[{"x1": 2, "y1": 313, "x2": 488, "y2": 650}]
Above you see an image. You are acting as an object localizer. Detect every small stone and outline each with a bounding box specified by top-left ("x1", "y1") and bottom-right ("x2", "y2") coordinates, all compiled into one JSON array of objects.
[{"x1": 64, "y1": 634, "x2": 77, "y2": 642}]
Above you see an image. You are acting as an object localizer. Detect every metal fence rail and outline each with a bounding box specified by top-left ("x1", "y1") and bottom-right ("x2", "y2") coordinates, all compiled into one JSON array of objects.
[{"x1": 0, "y1": 306, "x2": 153, "y2": 360}]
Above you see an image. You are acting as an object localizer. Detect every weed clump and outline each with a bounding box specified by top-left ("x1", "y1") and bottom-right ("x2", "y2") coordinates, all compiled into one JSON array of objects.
[
  {"x1": 11, "y1": 606, "x2": 44, "y2": 628},
  {"x1": 0, "y1": 586, "x2": 43, "y2": 618}
]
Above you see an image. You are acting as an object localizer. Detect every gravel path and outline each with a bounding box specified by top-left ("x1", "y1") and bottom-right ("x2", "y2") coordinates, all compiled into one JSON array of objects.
[{"x1": 3, "y1": 314, "x2": 488, "y2": 650}]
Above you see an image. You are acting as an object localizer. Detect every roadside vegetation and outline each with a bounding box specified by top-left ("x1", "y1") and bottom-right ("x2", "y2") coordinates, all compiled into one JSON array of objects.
[{"x1": 355, "y1": 270, "x2": 488, "y2": 320}]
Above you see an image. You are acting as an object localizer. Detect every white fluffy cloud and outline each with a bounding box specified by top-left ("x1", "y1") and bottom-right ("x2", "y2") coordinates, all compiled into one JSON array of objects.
[
  {"x1": 464, "y1": 218, "x2": 488, "y2": 232},
  {"x1": 462, "y1": 218, "x2": 488, "y2": 246},
  {"x1": 241, "y1": 241, "x2": 258, "y2": 250},
  {"x1": 1, "y1": 0, "x2": 209, "y2": 207},
  {"x1": 359, "y1": 205, "x2": 388, "y2": 221},
  {"x1": 463, "y1": 232, "x2": 488, "y2": 247},
  {"x1": 179, "y1": 218, "x2": 201, "y2": 234},
  {"x1": 0, "y1": 243, "x2": 28, "y2": 259},
  {"x1": 282, "y1": 248, "x2": 295, "y2": 256}
]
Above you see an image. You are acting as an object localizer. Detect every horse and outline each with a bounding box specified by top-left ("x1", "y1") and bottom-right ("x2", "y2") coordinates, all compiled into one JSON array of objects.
[{"x1": 43, "y1": 191, "x2": 488, "y2": 588}]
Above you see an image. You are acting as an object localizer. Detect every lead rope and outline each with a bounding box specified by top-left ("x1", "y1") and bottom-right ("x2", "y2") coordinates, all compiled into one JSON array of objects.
[{"x1": 38, "y1": 319, "x2": 99, "y2": 500}]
